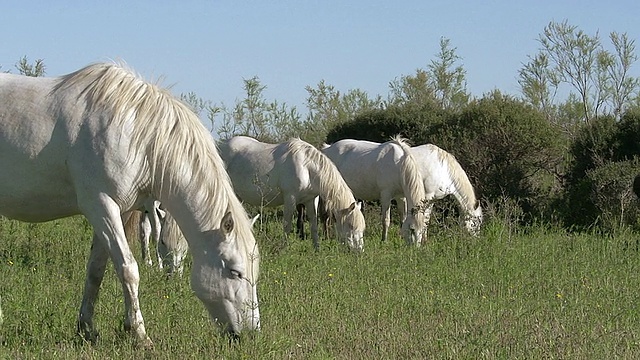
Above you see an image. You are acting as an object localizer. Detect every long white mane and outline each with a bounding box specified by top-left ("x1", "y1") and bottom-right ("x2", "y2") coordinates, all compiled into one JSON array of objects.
[
  {"x1": 53, "y1": 63, "x2": 256, "y2": 270},
  {"x1": 431, "y1": 144, "x2": 479, "y2": 211},
  {"x1": 390, "y1": 136, "x2": 426, "y2": 209},
  {"x1": 287, "y1": 138, "x2": 358, "y2": 213}
]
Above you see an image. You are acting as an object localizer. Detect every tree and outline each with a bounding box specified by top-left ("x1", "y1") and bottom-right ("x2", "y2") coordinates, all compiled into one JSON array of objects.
[
  {"x1": 180, "y1": 92, "x2": 209, "y2": 117},
  {"x1": 603, "y1": 32, "x2": 640, "y2": 119},
  {"x1": 433, "y1": 91, "x2": 566, "y2": 218},
  {"x1": 428, "y1": 37, "x2": 469, "y2": 110},
  {"x1": 388, "y1": 69, "x2": 437, "y2": 107},
  {"x1": 304, "y1": 80, "x2": 381, "y2": 145},
  {"x1": 211, "y1": 76, "x2": 302, "y2": 143},
  {"x1": 519, "y1": 20, "x2": 639, "y2": 123},
  {"x1": 16, "y1": 56, "x2": 46, "y2": 77},
  {"x1": 518, "y1": 53, "x2": 560, "y2": 120},
  {"x1": 388, "y1": 37, "x2": 469, "y2": 111}
]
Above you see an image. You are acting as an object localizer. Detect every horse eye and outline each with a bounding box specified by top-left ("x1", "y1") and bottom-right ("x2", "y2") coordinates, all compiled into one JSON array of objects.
[{"x1": 229, "y1": 269, "x2": 243, "y2": 280}]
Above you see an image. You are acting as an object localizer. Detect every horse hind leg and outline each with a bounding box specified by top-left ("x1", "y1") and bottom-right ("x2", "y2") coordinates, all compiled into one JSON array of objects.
[
  {"x1": 380, "y1": 195, "x2": 392, "y2": 242},
  {"x1": 77, "y1": 232, "x2": 110, "y2": 345},
  {"x1": 282, "y1": 195, "x2": 297, "y2": 238}
]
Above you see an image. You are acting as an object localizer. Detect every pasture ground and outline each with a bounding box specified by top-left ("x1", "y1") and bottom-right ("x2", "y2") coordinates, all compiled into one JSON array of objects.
[{"x1": 0, "y1": 206, "x2": 639, "y2": 359}]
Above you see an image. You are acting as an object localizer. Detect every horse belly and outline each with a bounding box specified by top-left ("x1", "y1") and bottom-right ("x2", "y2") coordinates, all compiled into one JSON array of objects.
[
  {"x1": 339, "y1": 169, "x2": 380, "y2": 201},
  {"x1": 0, "y1": 157, "x2": 79, "y2": 222},
  {"x1": 231, "y1": 175, "x2": 284, "y2": 207}
]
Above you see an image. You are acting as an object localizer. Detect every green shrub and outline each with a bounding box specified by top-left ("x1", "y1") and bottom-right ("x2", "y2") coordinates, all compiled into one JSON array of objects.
[
  {"x1": 325, "y1": 102, "x2": 447, "y2": 144},
  {"x1": 431, "y1": 91, "x2": 566, "y2": 221},
  {"x1": 586, "y1": 158, "x2": 640, "y2": 231}
]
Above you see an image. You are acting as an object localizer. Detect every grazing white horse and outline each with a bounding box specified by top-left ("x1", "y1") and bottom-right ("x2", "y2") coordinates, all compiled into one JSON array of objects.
[
  {"x1": 322, "y1": 137, "x2": 427, "y2": 244},
  {"x1": 0, "y1": 63, "x2": 260, "y2": 347},
  {"x1": 219, "y1": 136, "x2": 366, "y2": 251},
  {"x1": 410, "y1": 144, "x2": 483, "y2": 243},
  {"x1": 156, "y1": 211, "x2": 189, "y2": 276},
  {"x1": 156, "y1": 212, "x2": 260, "y2": 277},
  {"x1": 139, "y1": 199, "x2": 166, "y2": 267}
]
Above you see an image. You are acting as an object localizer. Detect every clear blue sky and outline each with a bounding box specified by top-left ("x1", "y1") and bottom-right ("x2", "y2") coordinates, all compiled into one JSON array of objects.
[{"x1": 3, "y1": 1, "x2": 640, "y2": 115}]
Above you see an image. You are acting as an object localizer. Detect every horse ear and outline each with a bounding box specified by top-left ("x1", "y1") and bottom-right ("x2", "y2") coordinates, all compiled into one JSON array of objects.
[
  {"x1": 250, "y1": 214, "x2": 260, "y2": 227},
  {"x1": 221, "y1": 211, "x2": 234, "y2": 235},
  {"x1": 343, "y1": 202, "x2": 357, "y2": 215},
  {"x1": 156, "y1": 207, "x2": 167, "y2": 219}
]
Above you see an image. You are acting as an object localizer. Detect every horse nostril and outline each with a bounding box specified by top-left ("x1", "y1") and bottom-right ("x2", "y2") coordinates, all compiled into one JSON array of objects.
[{"x1": 227, "y1": 331, "x2": 241, "y2": 344}]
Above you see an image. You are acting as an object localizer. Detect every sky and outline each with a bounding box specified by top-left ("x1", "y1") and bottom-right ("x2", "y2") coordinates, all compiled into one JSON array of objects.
[{"x1": 3, "y1": 1, "x2": 640, "y2": 118}]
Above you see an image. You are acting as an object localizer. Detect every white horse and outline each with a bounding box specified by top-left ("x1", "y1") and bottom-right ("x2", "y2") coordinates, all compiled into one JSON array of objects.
[
  {"x1": 156, "y1": 211, "x2": 189, "y2": 276},
  {"x1": 0, "y1": 63, "x2": 259, "y2": 347},
  {"x1": 139, "y1": 199, "x2": 166, "y2": 267},
  {"x1": 410, "y1": 144, "x2": 483, "y2": 243},
  {"x1": 322, "y1": 137, "x2": 427, "y2": 244},
  {"x1": 155, "y1": 212, "x2": 261, "y2": 277},
  {"x1": 219, "y1": 136, "x2": 366, "y2": 251}
]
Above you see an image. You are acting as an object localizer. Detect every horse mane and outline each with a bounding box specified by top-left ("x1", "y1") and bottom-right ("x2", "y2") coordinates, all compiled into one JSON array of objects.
[
  {"x1": 53, "y1": 63, "x2": 257, "y2": 272},
  {"x1": 286, "y1": 138, "x2": 357, "y2": 213},
  {"x1": 160, "y1": 212, "x2": 186, "y2": 249},
  {"x1": 431, "y1": 144, "x2": 478, "y2": 210},
  {"x1": 389, "y1": 136, "x2": 426, "y2": 208}
]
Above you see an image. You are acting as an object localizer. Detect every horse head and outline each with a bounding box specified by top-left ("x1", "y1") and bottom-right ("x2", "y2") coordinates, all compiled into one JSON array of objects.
[
  {"x1": 402, "y1": 205, "x2": 427, "y2": 246},
  {"x1": 188, "y1": 210, "x2": 260, "y2": 337},
  {"x1": 333, "y1": 201, "x2": 366, "y2": 252},
  {"x1": 464, "y1": 201, "x2": 483, "y2": 236}
]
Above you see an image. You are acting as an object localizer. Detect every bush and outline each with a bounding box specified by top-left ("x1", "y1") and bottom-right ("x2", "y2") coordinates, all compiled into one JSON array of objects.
[
  {"x1": 430, "y1": 91, "x2": 566, "y2": 221},
  {"x1": 325, "y1": 102, "x2": 447, "y2": 144},
  {"x1": 562, "y1": 111, "x2": 640, "y2": 228},
  {"x1": 585, "y1": 158, "x2": 640, "y2": 231}
]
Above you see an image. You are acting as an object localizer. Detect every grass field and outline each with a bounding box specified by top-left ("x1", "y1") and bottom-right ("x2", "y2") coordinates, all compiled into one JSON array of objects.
[{"x1": 0, "y1": 207, "x2": 639, "y2": 359}]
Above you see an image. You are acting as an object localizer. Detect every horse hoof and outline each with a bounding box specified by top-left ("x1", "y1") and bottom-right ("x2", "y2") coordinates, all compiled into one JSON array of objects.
[
  {"x1": 77, "y1": 325, "x2": 99, "y2": 345},
  {"x1": 138, "y1": 336, "x2": 154, "y2": 350}
]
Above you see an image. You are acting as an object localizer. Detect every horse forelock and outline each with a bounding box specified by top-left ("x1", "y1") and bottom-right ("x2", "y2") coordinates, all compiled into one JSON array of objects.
[
  {"x1": 56, "y1": 63, "x2": 257, "y2": 271},
  {"x1": 287, "y1": 139, "x2": 356, "y2": 211},
  {"x1": 390, "y1": 136, "x2": 426, "y2": 208}
]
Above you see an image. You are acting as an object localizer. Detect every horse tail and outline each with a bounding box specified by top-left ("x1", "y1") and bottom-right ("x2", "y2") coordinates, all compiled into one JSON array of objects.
[
  {"x1": 124, "y1": 210, "x2": 143, "y2": 246},
  {"x1": 390, "y1": 136, "x2": 425, "y2": 206}
]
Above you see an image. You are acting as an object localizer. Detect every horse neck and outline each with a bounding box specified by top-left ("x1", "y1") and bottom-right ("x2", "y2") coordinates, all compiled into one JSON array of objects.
[
  {"x1": 394, "y1": 141, "x2": 426, "y2": 209},
  {"x1": 443, "y1": 154, "x2": 478, "y2": 214},
  {"x1": 305, "y1": 151, "x2": 355, "y2": 211},
  {"x1": 158, "y1": 183, "x2": 222, "y2": 239}
]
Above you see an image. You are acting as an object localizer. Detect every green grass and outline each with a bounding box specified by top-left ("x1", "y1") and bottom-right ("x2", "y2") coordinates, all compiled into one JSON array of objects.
[{"x1": 1, "y1": 210, "x2": 640, "y2": 359}]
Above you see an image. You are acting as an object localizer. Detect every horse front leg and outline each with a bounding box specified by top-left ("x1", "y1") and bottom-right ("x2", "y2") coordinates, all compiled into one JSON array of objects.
[
  {"x1": 397, "y1": 197, "x2": 408, "y2": 223},
  {"x1": 81, "y1": 195, "x2": 152, "y2": 349},
  {"x1": 139, "y1": 212, "x2": 153, "y2": 266},
  {"x1": 305, "y1": 198, "x2": 319, "y2": 249},
  {"x1": 420, "y1": 202, "x2": 434, "y2": 246},
  {"x1": 147, "y1": 200, "x2": 166, "y2": 269}
]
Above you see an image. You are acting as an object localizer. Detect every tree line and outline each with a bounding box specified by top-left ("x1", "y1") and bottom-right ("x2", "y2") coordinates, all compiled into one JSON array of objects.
[{"x1": 7, "y1": 20, "x2": 640, "y2": 231}]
